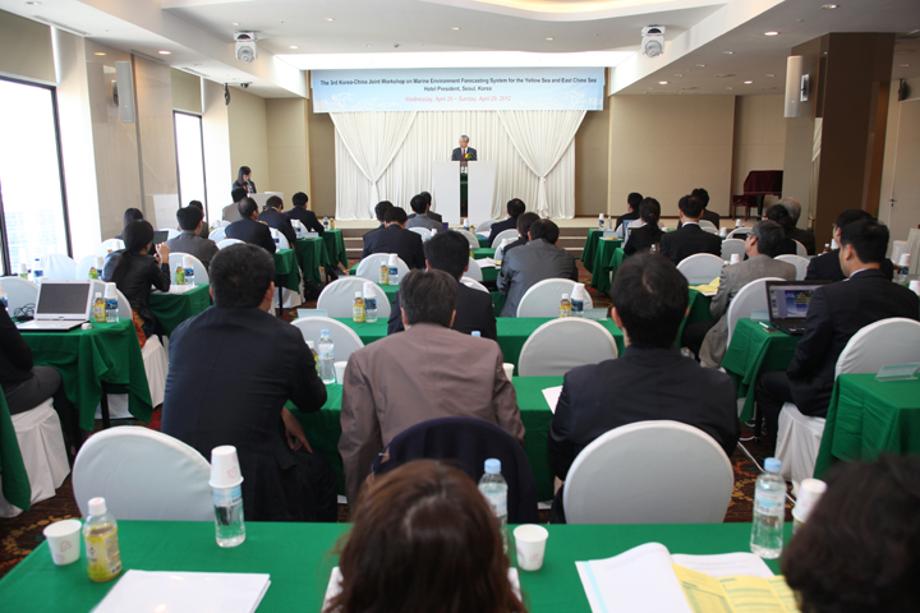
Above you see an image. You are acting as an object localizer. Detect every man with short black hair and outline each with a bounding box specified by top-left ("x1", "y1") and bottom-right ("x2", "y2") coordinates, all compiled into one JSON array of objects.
[
  {"x1": 362, "y1": 200, "x2": 394, "y2": 257},
  {"x1": 487, "y1": 198, "x2": 526, "y2": 246},
  {"x1": 660, "y1": 195, "x2": 722, "y2": 265},
  {"x1": 388, "y1": 230, "x2": 496, "y2": 339},
  {"x1": 167, "y1": 205, "x2": 219, "y2": 269},
  {"x1": 286, "y1": 192, "x2": 324, "y2": 235},
  {"x1": 418, "y1": 191, "x2": 442, "y2": 223},
  {"x1": 806, "y1": 209, "x2": 894, "y2": 282},
  {"x1": 501, "y1": 211, "x2": 540, "y2": 259},
  {"x1": 692, "y1": 187, "x2": 721, "y2": 228},
  {"x1": 222, "y1": 188, "x2": 247, "y2": 223},
  {"x1": 756, "y1": 219, "x2": 919, "y2": 446},
  {"x1": 340, "y1": 269, "x2": 524, "y2": 504},
  {"x1": 186, "y1": 200, "x2": 209, "y2": 239},
  {"x1": 363, "y1": 206, "x2": 425, "y2": 269},
  {"x1": 406, "y1": 193, "x2": 443, "y2": 233},
  {"x1": 162, "y1": 244, "x2": 336, "y2": 521},
  {"x1": 498, "y1": 219, "x2": 577, "y2": 317},
  {"x1": 226, "y1": 197, "x2": 276, "y2": 253},
  {"x1": 548, "y1": 254, "x2": 738, "y2": 521},
  {"x1": 614, "y1": 192, "x2": 643, "y2": 237},
  {"x1": 259, "y1": 195, "x2": 297, "y2": 247}
]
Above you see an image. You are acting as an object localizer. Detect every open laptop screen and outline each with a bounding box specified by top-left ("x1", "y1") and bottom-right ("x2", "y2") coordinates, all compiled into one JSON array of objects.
[
  {"x1": 766, "y1": 282, "x2": 826, "y2": 321},
  {"x1": 35, "y1": 282, "x2": 92, "y2": 319}
]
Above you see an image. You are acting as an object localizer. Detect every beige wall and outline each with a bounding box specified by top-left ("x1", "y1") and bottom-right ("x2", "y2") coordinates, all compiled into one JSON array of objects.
[
  {"x1": 575, "y1": 101, "x2": 610, "y2": 216},
  {"x1": 227, "y1": 87, "x2": 271, "y2": 191},
  {"x1": 307, "y1": 98, "x2": 337, "y2": 217},
  {"x1": 171, "y1": 69, "x2": 201, "y2": 114},
  {"x1": 202, "y1": 79, "x2": 232, "y2": 222},
  {"x1": 0, "y1": 9, "x2": 54, "y2": 83},
  {"x1": 609, "y1": 95, "x2": 735, "y2": 217},
  {"x1": 732, "y1": 95, "x2": 786, "y2": 194},
  {"x1": 266, "y1": 98, "x2": 309, "y2": 207},
  {"x1": 134, "y1": 56, "x2": 179, "y2": 222},
  {"x1": 878, "y1": 77, "x2": 920, "y2": 242}
]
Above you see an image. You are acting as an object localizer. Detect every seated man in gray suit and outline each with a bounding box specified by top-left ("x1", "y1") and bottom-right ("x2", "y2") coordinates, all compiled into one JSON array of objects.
[
  {"x1": 405, "y1": 193, "x2": 443, "y2": 233},
  {"x1": 167, "y1": 205, "x2": 219, "y2": 269},
  {"x1": 339, "y1": 270, "x2": 525, "y2": 504},
  {"x1": 691, "y1": 220, "x2": 796, "y2": 367},
  {"x1": 498, "y1": 219, "x2": 578, "y2": 317},
  {"x1": 222, "y1": 188, "x2": 246, "y2": 223}
]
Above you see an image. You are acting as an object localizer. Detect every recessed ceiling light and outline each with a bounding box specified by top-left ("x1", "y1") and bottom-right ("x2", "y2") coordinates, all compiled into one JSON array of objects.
[
  {"x1": 451, "y1": 26, "x2": 461, "y2": 31},
  {"x1": 94, "y1": 51, "x2": 107, "y2": 57},
  {"x1": 743, "y1": 80, "x2": 754, "y2": 84},
  {"x1": 658, "y1": 80, "x2": 669, "y2": 85},
  {"x1": 232, "y1": 22, "x2": 239, "y2": 27},
  {"x1": 821, "y1": 3, "x2": 838, "y2": 9},
  {"x1": 325, "y1": 17, "x2": 335, "y2": 22},
  {"x1": 157, "y1": 50, "x2": 171, "y2": 55},
  {"x1": 900, "y1": 63, "x2": 911, "y2": 68},
  {"x1": 764, "y1": 31, "x2": 780, "y2": 37},
  {"x1": 289, "y1": 45, "x2": 299, "y2": 50},
  {"x1": 25, "y1": 0, "x2": 41, "y2": 5},
  {"x1": 714, "y1": 73, "x2": 735, "y2": 78},
  {"x1": 545, "y1": 36, "x2": 554, "y2": 41},
  {"x1": 765, "y1": 73, "x2": 776, "y2": 78},
  {"x1": 726, "y1": 86, "x2": 734, "y2": 90},
  {"x1": 673, "y1": 73, "x2": 683, "y2": 78},
  {"x1": 723, "y1": 50, "x2": 734, "y2": 55},
  {"x1": 695, "y1": 64, "x2": 706, "y2": 68}
]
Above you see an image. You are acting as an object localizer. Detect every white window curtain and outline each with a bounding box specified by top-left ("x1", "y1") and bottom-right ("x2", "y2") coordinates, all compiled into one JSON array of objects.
[{"x1": 331, "y1": 110, "x2": 584, "y2": 220}]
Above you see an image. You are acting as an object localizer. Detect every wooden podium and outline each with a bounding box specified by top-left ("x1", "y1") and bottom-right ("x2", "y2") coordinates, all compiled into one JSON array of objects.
[{"x1": 431, "y1": 162, "x2": 496, "y2": 225}]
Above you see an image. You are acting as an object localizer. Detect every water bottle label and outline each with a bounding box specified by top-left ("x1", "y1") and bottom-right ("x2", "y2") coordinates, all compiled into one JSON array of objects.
[
  {"x1": 483, "y1": 490, "x2": 507, "y2": 520},
  {"x1": 364, "y1": 298, "x2": 377, "y2": 310},
  {"x1": 754, "y1": 495, "x2": 785, "y2": 517},
  {"x1": 212, "y1": 485, "x2": 242, "y2": 507}
]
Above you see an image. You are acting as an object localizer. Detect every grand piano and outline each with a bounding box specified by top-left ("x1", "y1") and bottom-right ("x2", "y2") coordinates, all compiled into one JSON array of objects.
[{"x1": 731, "y1": 170, "x2": 783, "y2": 219}]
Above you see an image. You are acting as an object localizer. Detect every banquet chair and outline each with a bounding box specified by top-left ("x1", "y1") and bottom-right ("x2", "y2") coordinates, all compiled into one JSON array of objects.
[
  {"x1": 209, "y1": 226, "x2": 227, "y2": 242},
  {"x1": 793, "y1": 240, "x2": 808, "y2": 257},
  {"x1": 720, "y1": 239, "x2": 746, "y2": 262},
  {"x1": 316, "y1": 278, "x2": 391, "y2": 319},
  {"x1": 491, "y1": 228, "x2": 519, "y2": 249},
  {"x1": 97, "y1": 238, "x2": 125, "y2": 256},
  {"x1": 465, "y1": 258, "x2": 483, "y2": 282},
  {"x1": 726, "y1": 227, "x2": 750, "y2": 240},
  {"x1": 476, "y1": 220, "x2": 496, "y2": 235},
  {"x1": 168, "y1": 253, "x2": 209, "y2": 284},
  {"x1": 516, "y1": 278, "x2": 594, "y2": 318},
  {"x1": 455, "y1": 229, "x2": 480, "y2": 249},
  {"x1": 290, "y1": 316, "x2": 365, "y2": 362},
  {"x1": 0, "y1": 399, "x2": 70, "y2": 518},
  {"x1": 776, "y1": 255, "x2": 809, "y2": 280},
  {"x1": 372, "y1": 416, "x2": 538, "y2": 523},
  {"x1": 73, "y1": 426, "x2": 211, "y2": 520},
  {"x1": 460, "y1": 277, "x2": 489, "y2": 293},
  {"x1": 776, "y1": 318, "x2": 920, "y2": 487},
  {"x1": 0, "y1": 277, "x2": 38, "y2": 315},
  {"x1": 354, "y1": 253, "x2": 409, "y2": 282},
  {"x1": 409, "y1": 227, "x2": 435, "y2": 242},
  {"x1": 563, "y1": 420, "x2": 733, "y2": 524},
  {"x1": 269, "y1": 228, "x2": 290, "y2": 250},
  {"x1": 216, "y1": 238, "x2": 244, "y2": 250},
  {"x1": 518, "y1": 318, "x2": 618, "y2": 377},
  {"x1": 676, "y1": 253, "x2": 724, "y2": 285},
  {"x1": 75, "y1": 255, "x2": 105, "y2": 281},
  {"x1": 699, "y1": 219, "x2": 719, "y2": 234},
  {"x1": 40, "y1": 254, "x2": 77, "y2": 281},
  {"x1": 725, "y1": 277, "x2": 785, "y2": 348}
]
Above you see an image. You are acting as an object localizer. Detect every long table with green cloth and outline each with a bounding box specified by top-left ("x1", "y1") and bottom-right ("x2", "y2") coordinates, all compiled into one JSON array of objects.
[
  {"x1": 21, "y1": 320, "x2": 153, "y2": 432},
  {"x1": 273, "y1": 248, "x2": 301, "y2": 292},
  {"x1": 294, "y1": 376, "x2": 561, "y2": 500},
  {"x1": 0, "y1": 521, "x2": 787, "y2": 612},
  {"x1": 813, "y1": 374, "x2": 920, "y2": 477},
  {"x1": 721, "y1": 319, "x2": 799, "y2": 421},
  {"x1": 293, "y1": 237, "x2": 326, "y2": 285},
  {"x1": 473, "y1": 246, "x2": 495, "y2": 259},
  {"x1": 322, "y1": 228, "x2": 349, "y2": 269},
  {"x1": 582, "y1": 230, "x2": 623, "y2": 294},
  {"x1": 0, "y1": 391, "x2": 30, "y2": 511},
  {"x1": 149, "y1": 284, "x2": 211, "y2": 335}
]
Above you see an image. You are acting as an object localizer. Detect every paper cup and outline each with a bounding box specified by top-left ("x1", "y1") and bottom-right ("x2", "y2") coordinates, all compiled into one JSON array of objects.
[
  {"x1": 502, "y1": 362, "x2": 515, "y2": 381},
  {"x1": 514, "y1": 524, "x2": 549, "y2": 571},
  {"x1": 43, "y1": 519, "x2": 82, "y2": 566},
  {"x1": 334, "y1": 361, "x2": 348, "y2": 383},
  {"x1": 792, "y1": 478, "x2": 827, "y2": 524},
  {"x1": 210, "y1": 445, "x2": 243, "y2": 488},
  {"x1": 909, "y1": 279, "x2": 920, "y2": 296}
]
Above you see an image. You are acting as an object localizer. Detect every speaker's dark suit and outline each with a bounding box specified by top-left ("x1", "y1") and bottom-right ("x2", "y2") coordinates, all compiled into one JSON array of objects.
[
  {"x1": 286, "y1": 207, "x2": 325, "y2": 235},
  {"x1": 225, "y1": 217, "x2": 276, "y2": 253},
  {"x1": 659, "y1": 223, "x2": 722, "y2": 265},
  {"x1": 451, "y1": 147, "x2": 477, "y2": 161},
  {"x1": 388, "y1": 281, "x2": 497, "y2": 340},
  {"x1": 258, "y1": 208, "x2": 296, "y2": 248},
  {"x1": 363, "y1": 225, "x2": 425, "y2": 269}
]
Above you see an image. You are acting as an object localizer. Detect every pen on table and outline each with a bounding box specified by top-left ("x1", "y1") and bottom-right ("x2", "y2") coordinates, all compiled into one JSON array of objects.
[{"x1": 757, "y1": 321, "x2": 771, "y2": 331}]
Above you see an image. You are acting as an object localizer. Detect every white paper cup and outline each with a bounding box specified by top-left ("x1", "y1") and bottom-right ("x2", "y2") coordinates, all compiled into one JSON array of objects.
[
  {"x1": 909, "y1": 279, "x2": 920, "y2": 296},
  {"x1": 502, "y1": 362, "x2": 515, "y2": 381},
  {"x1": 210, "y1": 445, "x2": 243, "y2": 488},
  {"x1": 792, "y1": 478, "x2": 827, "y2": 524},
  {"x1": 514, "y1": 524, "x2": 549, "y2": 571},
  {"x1": 334, "y1": 361, "x2": 348, "y2": 384},
  {"x1": 43, "y1": 519, "x2": 82, "y2": 566}
]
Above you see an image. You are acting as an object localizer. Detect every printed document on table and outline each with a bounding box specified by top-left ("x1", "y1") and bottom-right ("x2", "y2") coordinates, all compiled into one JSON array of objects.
[{"x1": 93, "y1": 570, "x2": 270, "y2": 613}]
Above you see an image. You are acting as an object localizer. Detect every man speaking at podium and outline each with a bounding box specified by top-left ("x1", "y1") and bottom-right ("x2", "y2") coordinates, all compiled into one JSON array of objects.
[{"x1": 451, "y1": 134, "x2": 477, "y2": 162}]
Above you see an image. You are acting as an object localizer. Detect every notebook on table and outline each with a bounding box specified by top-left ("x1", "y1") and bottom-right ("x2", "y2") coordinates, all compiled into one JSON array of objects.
[
  {"x1": 15, "y1": 282, "x2": 92, "y2": 332},
  {"x1": 765, "y1": 281, "x2": 829, "y2": 335}
]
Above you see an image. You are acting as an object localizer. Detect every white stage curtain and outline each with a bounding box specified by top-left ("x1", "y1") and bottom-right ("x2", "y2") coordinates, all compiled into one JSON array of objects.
[{"x1": 332, "y1": 110, "x2": 584, "y2": 220}]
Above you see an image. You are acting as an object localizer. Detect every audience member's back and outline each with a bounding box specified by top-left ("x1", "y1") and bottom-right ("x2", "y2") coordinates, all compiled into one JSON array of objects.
[
  {"x1": 660, "y1": 195, "x2": 721, "y2": 265},
  {"x1": 498, "y1": 219, "x2": 577, "y2": 316}
]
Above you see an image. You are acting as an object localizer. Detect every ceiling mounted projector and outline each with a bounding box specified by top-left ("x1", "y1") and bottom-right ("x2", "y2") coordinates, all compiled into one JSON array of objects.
[
  {"x1": 641, "y1": 26, "x2": 665, "y2": 58},
  {"x1": 235, "y1": 31, "x2": 257, "y2": 63}
]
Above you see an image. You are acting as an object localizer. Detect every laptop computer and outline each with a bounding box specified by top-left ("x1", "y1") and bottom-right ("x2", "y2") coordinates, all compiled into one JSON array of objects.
[
  {"x1": 16, "y1": 282, "x2": 94, "y2": 332},
  {"x1": 152, "y1": 230, "x2": 170, "y2": 246},
  {"x1": 765, "y1": 281, "x2": 829, "y2": 335}
]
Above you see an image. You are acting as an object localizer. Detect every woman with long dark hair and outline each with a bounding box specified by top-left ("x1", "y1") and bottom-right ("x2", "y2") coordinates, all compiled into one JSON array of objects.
[
  {"x1": 232, "y1": 165, "x2": 256, "y2": 194},
  {"x1": 624, "y1": 197, "x2": 664, "y2": 255},
  {"x1": 102, "y1": 220, "x2": 170, "y2": 344},
  {"x1": 325, "y1": 460, "x2": 526, "y2": 613}
]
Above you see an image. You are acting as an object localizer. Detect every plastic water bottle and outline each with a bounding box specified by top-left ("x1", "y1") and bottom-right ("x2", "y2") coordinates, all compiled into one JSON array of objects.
[
  {"x1": 210, "y1": 446, "x2": 245, "y2": 548},
  {"x1": 471, "y1": 330, "x2": 481, "y2": 338},
  {"x1": 104, "y1": 283, "x2": 119, "y2": 323},
  {"x1": 322, "y1": 216, "x2": 330, "y2": 231},
  {"x1": 184, "y1": 259, "x2": 196, "y2": 287},
  {"x1": 895, "y1": 253, "x2": 910, "y2": 286},
  {"x1": 750, "y1": 457, "x2": 786, "y2": 559},
  {"x1": 363, "y1": 282, "x2": 378, "y2": 323},
  {"x1": 0, "y1": 287, "x2": 8, "y2": 315},
  {"x1": 175, "y1": 264, "x2": 186, "y2": 285},
  {"x1": 19, "y1": 262, "x2": 28, "y2": 280},
  {"x1": 559, "y1": 293, "x2": 572, "y2": 318},
  {"x1": 378, "y1": 263, "x2": 389, "y2": 285},
  {"x1": 31, "y1": 258, "x2": 43, "y2": 282},
  {"x1": 598, "y1": 213, "x2": 605, "y2": 230},
  {"x1": 478, "y1": 458, "x2": 508, "y2": 552},
  {"x1": 93, "y1": 292, "x2": 106, "y2": 323},
  {"x1": 318, "y1": 329, "x2": 336, "y2": 384},
  {"x1": 83, "y1": 497, "x2": 122, "y2": 582},
  {"x1": 571, "y1": 283, "x2": 587, "y2": 317},
  {"x1": 387, "y1": 255, "x2": 399, "y2": 286},
  {"x1": 352, "y1": 291, "x2": 366, "y2": 323}
]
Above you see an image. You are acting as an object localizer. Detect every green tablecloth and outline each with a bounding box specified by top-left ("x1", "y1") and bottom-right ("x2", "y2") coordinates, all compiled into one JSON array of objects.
[
  {"x1": 581, "y1": 228, "x2": 601, "y2": 267},
  {"x1": 473, "y1": 247, "x2": 495, "y2": 260},
  {"x1": 478, "y1": 235, "x2": 490, "y2": 248},
  {"x1": 0, "y1": 392, "x2": 30, "y2": 510},
  {"x1": 0, "y1": 521, "x2": 786, "y2": 612},
  {"x1": 149, "y1": 284, "x2": 211, "y2": 335},
  {"x1": 21, "y1": 320, "x2": 153, "y2": 431},
  {"x1": 322, "y1": 229, "x2": 349, "y2": 269},
  {"x1": 814, "y1": 374, "x2": 920, "y2": 477},
  {"x1": 295, "y1": 376, "x2": 561, "y2": 500},
  {"x1": 721, "y1": 319, "x2": 799, "y2": 421},
  {"x1": 273, "y1": 248, "x2": 301, "y2": 292},
  {"x1": 293, "y1": 238, "x2": 325, "y2": 285},
  {"x1": 335, "y1": 317, "x2": 624, "y2": 368},
  {"x1": 480, "y1": 264, "x2": 497, "y2": 284},
  {"x1": 591, "y1": 239, "x2": 622, "y2": 294}
]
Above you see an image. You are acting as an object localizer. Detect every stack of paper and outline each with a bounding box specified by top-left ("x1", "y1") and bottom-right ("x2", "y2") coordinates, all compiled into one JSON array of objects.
[
  {"x1": 477, "y1": 258, "x2": 498, "y2": 268},
  {"x1": 94, "y1": 570, "x2": 271, "y2": 613},
  {"x1": 690, "y1": 278, "x2": 721, "y2": 297}
]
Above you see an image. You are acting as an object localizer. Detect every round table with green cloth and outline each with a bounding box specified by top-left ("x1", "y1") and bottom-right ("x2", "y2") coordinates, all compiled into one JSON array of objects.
[
  {"x1": 0, "y1": 520, "x2": 787, "y2": 612},
  {"x1": 0, "y1": 391, "x2": 30, "y2": 511},
  {"x1": 149, "y1": 284, "x2": 211, "y2": 336},
  {"x1": 293, "y1": 375, "x2": 562, "y2": 500},
  {"x1": 472, "y1": 246, "x2": 495, "y2": 260},
  {"x1": 322, "y1": 229, "x2": 349, "y2": 269},
  {"x1": 580, "y1": 230, "x2": 622, "y2": 294},
  {"x1": 813, "y1": 374, "x2": 920, "y2": 478},
  {"x1": 273, "y1": 248, "x2": 301, "y2": 292},
  {"x1": 293, "y1": 238, "x2": 326, "y2": 285},
  {"x1": 478, "y1": 235, "x2": 490, "y2": 248},
  {"x1": 721, "y1": 318, "x2": 799, "y2": 421}
]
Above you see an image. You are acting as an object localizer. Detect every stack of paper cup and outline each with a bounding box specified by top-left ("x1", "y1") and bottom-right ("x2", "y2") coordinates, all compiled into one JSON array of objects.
[
  {"x1": 898, "y1": 253, "x2": 911, "y2": 268},
  {"x1": 792, "y1": 477, "x2": 827, "y2": 531},
  {"x1": 514, "y1": 524, "x2": 549, "y2": 571},
  {"x1": 909, "y1": 279, "x2": 920, "y2": 296},
  {"x1": 387, "y1": 254, "x2": 398, "y2": 267},
  {"x1": 43, "y1": 519, "x2": 82, "y2": 566},
  {"x1": 502, "y1": 362, "x2": 515, "y2": 381},
  {"x1": 734, "y1": 218, "x2": 742, "y2": 228},
  {"x1": 210, "y1": 445, "x2": 243, "y2": 488},
  {"x1": 104, "y1": 282, "x2": 117, "y2": 300},
  {"x1": 729, "y1": 253, "x2": 742, "y2": 265}
]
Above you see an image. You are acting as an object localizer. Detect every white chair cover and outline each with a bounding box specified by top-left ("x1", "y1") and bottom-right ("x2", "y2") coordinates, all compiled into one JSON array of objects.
[
  {"x1": 269, "y1": 228, "x2": 290, "y2": 250},
  {"x1": 890, "y1": 240, "x2": 908, "y2": 265},
  {"x1": 209, "y1": 226, "x2": 227, "y2": 242},
  {"x1": 40, "y1": 254, "x2": 77, "y2": 281},
  {"x1": 676, "y1": 253, "x2": 724, "y2": 284},
  {"x1": 776, "y1": 254, "x2": 809, "y2": 281},
  {"x1": 460, "y1": 277, "x2": 489, "y2": 293},
  {"x1": 290, "y1": 219, "x2": 307, "y2": 239},
  {"x1": 455, "y1": 229, "x2": 480, "y2": 249},
  {"x1": 725, "y1": 277, "x2": 785, "y2": 346},
  {"x1": 563, "y1": 420, "x2": 733, "y2": 524},
  {"x1": 476, "y1": 219, "x2": 497, "y2": 234},
  {"x1": 518, "y1": 318, "x2": 617, "y2": 377},
  {"x1": 726, "y1": 227, "x2": 750, "y2": 240},
  {"x1": 168, "y1": 253, "x2": 209, "y2": 284},
  {"x1": 699, "y1": 219, "x2": 719, "y2": 234},
  {"x1": 290, "y1": 316, "x2": 365, "y2": 362},
  {"x1": 72, "y1": 426, "x2": 211, "y2": 520},
  {"x1": 216, "y1": 238, "x2": 244, "y2": 250},
  {"x1": 720, "y1": 239, "x2": 746, "y2": 262},
  {"x1": 491, "y1": 228, "x2": 519, "y2": 249},
  {"x1": 0, "y1": 277, "x2": 38, "y2": 313},
  {"x1": 114, "y1": 288, "x2": 133, "y2": 320},
  {"x1": 0, "y1": 400, "x2": 70, "y2": 518},
  {"x1": 75, "y1": 255, "x2": 106, "y2": 282},
  {"x1": 354, "y1": 254, "x2": 409, "y2": 282},
  {"x1": 465, "y1": 258, "x2": 483, "y2": 282},
  {"x1": 516, "y1": 278, "x2": 594, "y2": 318},
  {"x1": 97, "y1": 238, "x2": 125, "y2": 256},
  {"x1": 793, "y1": 239, "x2": 808, "y2": 257},
  {"x1": 317, "y1": 278, "x2": 392, "y2": 319},
  {"x1": 409, "y1": 227, "x2": 435, "y2": 242}
]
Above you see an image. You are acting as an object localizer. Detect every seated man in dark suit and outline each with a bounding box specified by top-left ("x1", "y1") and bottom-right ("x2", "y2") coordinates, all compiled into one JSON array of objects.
[
  {"x1": 756, "y1": 219, "x2": 920, "y2": 447},
  {"x1": 623, "y1": 197, "x2": 664, "y2": 255},
  {"x1": 286, "y1": 192, "x2": 324, "y2": 236},
  {"x1": 405, "y1": 193, "x2": 443, "y2": 233},
  {"x1": 167, "y1": 206, "x2": 219, "y2": 269},
  {"x1": 806, "y1": 209, "x2": 895, "y2": 282},
  {"x1": 498, "y1": 219, "x2": 578, "y2": 317},
  {"x1": 764, "y1": 204, "x2": 798, "y2": 255},
  {"x1": 614, "y1": 192, "x2": 642, "y2": 238},
  {"x1": 362, "y1": 200, "x2": 393, "y2": 258},
  {"x1": 693, "y1": 187, "x2": 721, "y2": 228},
  {"x1": 660, "y1": 194, "x2": 722, "y2": 265},
  {"x1": 779, "y1": 198, "x2": 816, "y2": 255},
  {"x1": 487, "y1": 198, "x2": 526, "y2": 246},
  {"x1": 418, "y1": 192, "x2": 441, "y2": 223},
  {"x1": 258, "y1": 195, "x2": 297, "y2": 247},
  {"x1": 500, "y1": 212, "x2": 540, "y2": 260},
  {"x1": 389, "y1": 230, "x2": 496, "y2": 339},
  {"x1": 226, "y1": 197, "x2": 276, "y2": 253},
  {"x1": 162, "y1": 244, "x2": 335, "y2": 521},
  {"x1": 365, "y1": 206, "x2": 426, "y2": 269},
  {"x1": 548, "y1": 253, "x2": 739, "y2": 522}
]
